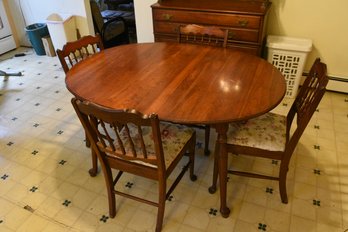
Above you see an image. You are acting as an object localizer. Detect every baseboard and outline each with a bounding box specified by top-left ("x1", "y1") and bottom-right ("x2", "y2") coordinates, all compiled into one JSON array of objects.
[{"x1": 301, "y1": 73, "x2": 348, "y2": 94}]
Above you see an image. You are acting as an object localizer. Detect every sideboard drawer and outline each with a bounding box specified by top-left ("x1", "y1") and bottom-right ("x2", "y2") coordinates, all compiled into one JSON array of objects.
[
  {"x1": 153, "y1": 21, "x2": 260, "y2": 43},
  {"x1": 153, "y1": 9, "x2": 261, "y2": 29}
]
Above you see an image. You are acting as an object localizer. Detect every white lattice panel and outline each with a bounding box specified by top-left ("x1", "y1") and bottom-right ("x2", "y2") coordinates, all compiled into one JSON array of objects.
[{"x1": 268, "y1": 49, "x2": 308, "y2": 98}]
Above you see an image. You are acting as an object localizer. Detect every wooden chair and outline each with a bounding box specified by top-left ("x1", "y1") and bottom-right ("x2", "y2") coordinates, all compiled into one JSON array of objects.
[
  {"x1": 56, "y1": 34, "x2": 104, "y2": 73},
  {"x1": 178, "y1": 24, "x2": 229, "y2": 155},
  {"x1": 209, "y1": 58, "x2": 328, "y2": 203},
  {"x1": 178, "y1": 24, "x2": 228, "y2": 48},
  {"x1": 57, "y1": 34, "x2": 104, "y2": 176},
  {"x1": 71, "y1": 98, "x2": 197, "y2": 232}
]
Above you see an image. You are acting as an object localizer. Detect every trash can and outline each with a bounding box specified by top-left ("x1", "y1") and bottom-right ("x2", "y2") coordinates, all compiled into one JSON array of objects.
[
  {"x1": 25, "y1": 23, "x2": 49, "y2": 55},
  {"x1": 266, "y1": 35, "x2": 312, "y2": 98},
  {"x1": 46, "y1": 13, "x2": 77, "y2": 51}
]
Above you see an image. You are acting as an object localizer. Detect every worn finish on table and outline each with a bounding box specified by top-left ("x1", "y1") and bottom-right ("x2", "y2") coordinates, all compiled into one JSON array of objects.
[{"x1": 65, "y1": 42, "x2": 286, "y2": 217}]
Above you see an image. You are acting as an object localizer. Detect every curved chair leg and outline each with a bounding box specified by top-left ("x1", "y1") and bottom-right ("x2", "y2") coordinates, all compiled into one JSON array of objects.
[
  {"x1": 103, "y1": 165, "x2": 116, "y2": 218},
  {"x1": 208, "y1": 141, "x2": 219, "y2": 193},
  {"x1": 279, "y1": 164, "x2": 289, "y2": 204},
  {"x1": 204, "y1": 125, "x2": 210, "y2": 155}
]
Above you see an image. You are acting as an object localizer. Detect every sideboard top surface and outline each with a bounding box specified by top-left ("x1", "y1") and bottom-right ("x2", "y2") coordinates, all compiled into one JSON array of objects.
[{"x1": 152, "y1": 0, "x2": 271, "y2": 15}]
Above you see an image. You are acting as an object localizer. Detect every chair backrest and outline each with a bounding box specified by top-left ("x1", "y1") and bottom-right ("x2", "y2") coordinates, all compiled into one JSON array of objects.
[
  {"x1": 56, "y1": 34, "x2": 104, "y2": 73},
  {"x1": 178, "y1": 24, "x2": 228, "y2": 48},
  {"x1": 90, "y1": 0, "x2": 105, "y2": 34},
  {"x1": 71, "y1": 98, "x2": 166, "y2": 170},
  {"x1": 286, "y1": 58, "x2": 328, "y2": 153}
]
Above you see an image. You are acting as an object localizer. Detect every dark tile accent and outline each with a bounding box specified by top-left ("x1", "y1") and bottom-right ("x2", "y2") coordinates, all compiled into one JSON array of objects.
[
  {"x1": 344, "y1": 99, "x2": 348, "y2": 102},
  {"x1": 54, "y1": 76, "x2": 59, "y2": 79},
  {"x1": 33, "y1": 123, "x2": 40, "y2": 127},
  {"x1": 31, "y1": 150, "x2": 39, "y2": 155},
  {"x1": 167, "y1": 195, "x2": 174, "y2": 202},
  {"x1": 314, "y1": 145, "x2": 320, "y2": 150},
  {"x1": 23, "y1": 205, "x2": 34, "y2": 213},
  {"x1": 36, "y1": 86, "x2": 41, "y2": 89},
  {"x1": 1, "y1": 174, "x2": 9, "y2": 180},
  {"x1": 12, "y1": 117, "x2": 18, "y2": 121},
  {"x1": 316, "y1": 109, "x2": 319, "y2": 112},
  {"x1": 282, "y1": 103, "x2": 288, "y2": 106},
  {"x1": 38, "y1": 61, "x2": 42, "y2": 64},
  {"x1": 34, "y1": 103, "x2": 40, "y2": 106},
  {"x1": 313, "y1": 199, "x2": 321, "y2": 206},
  {"x1": 266, "y1": 187, "x2": 273, "y2": 194},
  {"x1": 258, "y1": 223, "x2": 267, "y2": 231},
  {"x1": 62, "y1": 200, "x2": 71, "y2": 207},
  {"x1": 57, "y1": 130, "x2": 64, "y2": 135},
  {"x1": 29, "y1": 186, "x2": 38, "y2": 192},
  {"x1": 0, "y1": 219, "x2": 3, "y2": 223},
  {"x1": 196, "y1": 141, "x2": 203, "y2": 149},
  {"x1": 37, "y1": 73, "x2": 41, "y2": 76},
  {"x1": 272, "y1": 160, "x2": 278, "y2": 165},
  {"x1": 125, "y1": 182, "x2": 133, "y2": 188},
  {"x1": 15, "y1": 98, "x2": 21, "y2": 101},
  {"x1": 55, "y1": 90, "x2": 60, "y2": 94},
  {"x1": 313, "y1": 169, "x2": 321, "y2": 175},
  {"x1": 19, "y1": 83, "x2": 24, "y2": 85},
  {"x1": 209, "y1": 208, "x2": 218, "y2": 216},
  {"x1": 7, "y1": 142, "x2": 14, "y2": 146},
  {"x1": 100, "y1": 215, "x2": 109, "y2": 222},
  {"x1": 314, "y1": 125, "x2": 320, "y2": 129},
  {"x1": 59, "y1": 160, "x2": 67, "y2": 165},
  {"x1": 56, "y1": 108, "x2": 61, "y2": 112}
]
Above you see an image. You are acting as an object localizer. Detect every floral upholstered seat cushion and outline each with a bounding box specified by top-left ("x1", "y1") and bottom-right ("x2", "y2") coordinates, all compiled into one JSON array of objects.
[
  {"x1": 105, "y1": 122, "x2": 195, "y2": 168},
  {"x1": 227, "y1": 112, "x2": 286, "y2": 152}
]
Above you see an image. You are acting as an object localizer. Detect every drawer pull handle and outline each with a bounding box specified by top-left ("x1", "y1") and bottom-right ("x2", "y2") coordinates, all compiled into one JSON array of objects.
[
  {"x1": 238, "y1": 20, "x2": 249, "y2": 27},
  {"x1": 228, "y1": 31, "x2": 235, "y2": 39},
  {"x1": 162, "y1": 14, "x2": 173, "y2": 20}
]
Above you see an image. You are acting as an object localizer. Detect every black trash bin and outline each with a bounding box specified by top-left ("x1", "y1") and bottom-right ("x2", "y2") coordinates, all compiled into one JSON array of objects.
[{"x1": 25, "y1": 23, "x2": 49, "y2": 55}]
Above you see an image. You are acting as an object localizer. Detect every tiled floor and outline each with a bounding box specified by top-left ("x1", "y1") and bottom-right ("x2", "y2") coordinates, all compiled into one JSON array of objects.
[{"x1": 0, "y1": 47, "x2": 347, "y2": 232}]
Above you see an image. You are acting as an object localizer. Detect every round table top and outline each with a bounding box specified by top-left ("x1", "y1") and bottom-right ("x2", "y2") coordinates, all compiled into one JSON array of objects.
[{"x1": 66, "y1": 42, "x2": 286, "y2": 124}]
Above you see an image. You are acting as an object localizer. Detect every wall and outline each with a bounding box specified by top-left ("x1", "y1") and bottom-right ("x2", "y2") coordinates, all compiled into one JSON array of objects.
[
  {"x1": 7, "y1": 0, "x2": 94, "y2": 47},
  {"x1": 267, "y1": 0, "x2": 348, "y2": 79},
  {"x1": 134, "y1": 0, "x2": 157, "y2": 43}
]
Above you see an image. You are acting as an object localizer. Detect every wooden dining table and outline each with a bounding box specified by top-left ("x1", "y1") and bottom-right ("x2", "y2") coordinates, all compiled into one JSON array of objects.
[{"x1": 65, "y1": 42, "x2": 286, "y2": 217}]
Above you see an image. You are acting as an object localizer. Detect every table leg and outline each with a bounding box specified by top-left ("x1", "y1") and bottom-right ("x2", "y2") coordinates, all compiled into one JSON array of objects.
[{"x1": 213, "y1": 123, "x2": 230, "y2": 217}]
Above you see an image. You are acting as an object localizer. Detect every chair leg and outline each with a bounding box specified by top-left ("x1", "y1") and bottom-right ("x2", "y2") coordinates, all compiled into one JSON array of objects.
[
  {"x1": 189, "y1": 136, "x2": 197, "y2": 181},
  {"x1": 102, "y1": 165, "x2": 116, "y2": 218},
  {"x1": 279, "y1": 164, "x2": 289, "y2": 204},
  {"x1": 156, "y1": 181, "x2": 166, "y2": 232},
  {"x1": 85, "y1": 133, "x2": 91, "y2": 147},
  {"x1": 204, "y1": 125, "x2": 210, "y2": 155},
  {"x1": 88, "y1": 149, "x2": 98, "y2": 177},
  {"x1": 209, "y1": 140, "x2": 219, "y2": 194}
]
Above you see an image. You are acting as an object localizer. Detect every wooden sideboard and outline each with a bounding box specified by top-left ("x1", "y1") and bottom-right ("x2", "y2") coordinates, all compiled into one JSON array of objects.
[{"x1": 151, "y1": 0, "x2": 271, "y2": 56}]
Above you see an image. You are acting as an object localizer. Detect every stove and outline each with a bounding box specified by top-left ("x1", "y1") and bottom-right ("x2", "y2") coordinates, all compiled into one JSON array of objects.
[{"x1": 0, "y1": 0, "x2": 16, "y2": 55}]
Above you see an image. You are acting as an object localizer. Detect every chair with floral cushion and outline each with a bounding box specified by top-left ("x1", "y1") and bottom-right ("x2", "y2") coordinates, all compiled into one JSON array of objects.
[
  {"x1": 178, "y1": 24, "x2": 229, "y2": 156},
  {"x1": 209, "y1": 58, "x2": 328, "y2": 203},
  {"x1": 71, "y1": 97, "x2": 197, "y2": 232}
]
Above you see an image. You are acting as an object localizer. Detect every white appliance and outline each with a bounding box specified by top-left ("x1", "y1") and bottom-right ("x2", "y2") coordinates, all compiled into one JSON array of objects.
[{"x1": 0, "y1": 0, "x2": 16, "y2": 54}]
